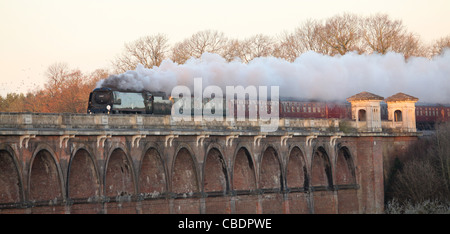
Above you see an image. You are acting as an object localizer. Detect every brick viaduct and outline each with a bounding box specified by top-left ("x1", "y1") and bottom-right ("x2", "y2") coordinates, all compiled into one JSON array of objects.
[{"x1": 0, "y1": 107, "x2": 420, "y2": 214}]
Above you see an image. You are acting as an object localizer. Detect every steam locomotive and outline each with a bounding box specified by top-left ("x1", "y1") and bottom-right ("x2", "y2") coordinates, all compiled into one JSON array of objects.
[
  {"x1": 87, "y1": 88, "x2": 450, "y2": 130},
  {"x1": 87, "y1": 87, "x2": 172, "y2": 115}
]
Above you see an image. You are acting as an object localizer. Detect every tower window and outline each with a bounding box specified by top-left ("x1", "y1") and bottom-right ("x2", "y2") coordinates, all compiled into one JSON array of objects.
[
  {"x1": 394, "y1": 110, "x2": 402, "y2": 122},
  {"x1": 358, "y1": 109, "x2": 366, "y2": 121}
]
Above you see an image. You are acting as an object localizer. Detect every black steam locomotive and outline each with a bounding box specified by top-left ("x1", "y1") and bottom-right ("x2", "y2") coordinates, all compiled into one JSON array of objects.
[
  {"x1": 87, "y1": 88, "x2": 172, "y2": 114},
  {"x1": 87, "y1": 87, "x2": 227, "y2": 116}
]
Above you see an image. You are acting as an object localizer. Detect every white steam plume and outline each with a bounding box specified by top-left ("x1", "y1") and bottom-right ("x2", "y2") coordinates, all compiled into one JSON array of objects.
[{"x1": 97, "y1": 50, "x2": 450, "y2": 103}]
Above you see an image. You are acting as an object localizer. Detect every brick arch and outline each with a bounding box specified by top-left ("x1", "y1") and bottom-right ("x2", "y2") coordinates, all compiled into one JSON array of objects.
[
  {"x1": 231, "y1": 146, "x2": 257, "y2": 191},
  {"x1": 259, "y1": 145, "x2": 284, "y2": 214},
  {"x1": 138, "y1": 147, "x2": 168, "y2": 196},
  {"x1": 203, "y1": 146, "x2": 229, "y2": 194},
  {"x1": 232, "y1": 146, "x2": 258, "y2": 214},
  {"x1": 171, "y1": 146, "x2": 199, "y2": 194},
  {"x1": 203, "y1": 146, "x2": 231, "y2": 214},
  {"x1": 0, "y1": 145, "x2": 24, "y2": 203},
  {"x1": 28, "y1": 146, "x2": 64, "y2": 202},
  {"x1": 104, "y1": 148, "x2": 136, "y2": 197},
  {"x1": 286, "y1": 146, "x2": 309, "y2": 189},
  {"x1": 311, "y1": 146, "x2": 333, "y2": 188},
  {"x1": 286, "y1": 145, "x2": 310, "y2": 214},
  {"x1": 336, "y1": 146, "x2": 356, "y2": 185},
  {"x1": 259, "y1": 145, "x2": 283, "y2": 190},
  {"x1": 336, "y1": 146, "x2": 359, "y2": 213},
  {"x1": 67, "y1": 148, "x2": 100, "y2": 199}
]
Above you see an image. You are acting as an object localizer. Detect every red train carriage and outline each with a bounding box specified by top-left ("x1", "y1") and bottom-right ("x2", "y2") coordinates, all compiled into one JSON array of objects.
[
  {"x1": 280, "y1": 101, "x2": 327, "y2": 118},
  {"x1": 325, "y1": 102, "x2": 352, "y2": 119},
  {"x1": 416, "y1": 104, "x2": 450, "y2": 129}
]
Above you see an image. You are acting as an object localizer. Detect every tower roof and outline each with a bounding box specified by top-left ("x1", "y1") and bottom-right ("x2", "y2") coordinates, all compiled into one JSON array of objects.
[
  {"x1": 346, "y1": 91, "x2": 384, "y2": 102},
  {"x1": 384, "y1": 93, "x2": 419, "y2": 102}
]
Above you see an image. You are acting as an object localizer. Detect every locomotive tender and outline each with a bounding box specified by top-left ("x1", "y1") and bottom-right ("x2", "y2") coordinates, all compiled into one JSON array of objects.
[{"x1": 87, "y1": 88, "x2": 450, "y2": 130}]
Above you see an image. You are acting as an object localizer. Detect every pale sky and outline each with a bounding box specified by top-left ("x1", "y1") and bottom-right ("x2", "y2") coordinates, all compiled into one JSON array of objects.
[{"x1": 1, "y1": 0, "x2": 449, "y2": 96}]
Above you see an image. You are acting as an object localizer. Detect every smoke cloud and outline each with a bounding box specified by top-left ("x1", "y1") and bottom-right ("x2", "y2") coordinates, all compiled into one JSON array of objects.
[{"x1": 98, "y1": 50, "x2": 450, "y2": 103}]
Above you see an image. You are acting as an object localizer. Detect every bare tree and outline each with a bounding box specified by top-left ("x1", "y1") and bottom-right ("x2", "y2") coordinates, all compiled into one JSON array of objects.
[
  {"x1": 223, "y1": 39, "x2": 245, "y2": 62},
  {"x1": 391, "y1": 32, "x2": 427, "y2": 59},
  {"x1": 171, "y1": 41, "x2": 192, "y2": 64},
  {"x1": 112, "y1": 34, "x2": 169, "y2": 73},
  {"x1": 223, "y1": 34, "x2": 275, "y2": 63},
  {"x1": 241, "y1": 34, "x2": 275, "y2": 62},
  {"x1": 274, "y1": 31, "x2": 302, "y2": 62},
  {"x1": 361, "y1": 13, "x2": 406, "y2": 54},
  {"x1": 44, "y1": 62, "x2": 70, "y2": 97},
  {"x1": 170, "y1": 30, "x2": 228, "y2": 64},
  {"x1": 275, "y1": 19, "x2": 331, "y2": 61},
  {"x1": 87, "y1": 68, "x2": 111, "y2": 88},
  {"x1": 316, "y1": 13, "x2": 363, "y2": 55},
  {"x1": 361, "y1": 14, "x2": 427, "y2": 58},
  {"x1": 430, "y1": 35, "x2": 450, "y2": 57}
]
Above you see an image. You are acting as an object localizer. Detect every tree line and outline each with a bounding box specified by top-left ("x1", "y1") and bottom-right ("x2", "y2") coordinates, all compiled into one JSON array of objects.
[
  {"x1": 1, "y1": 13, "x2": 449, "y2": 113},
  {"x1": 0, "y1": 63, "x2": 108, "y2": 113},
  {"x1": 113, "y1": 13, "x2": 450, "y2": 73}
]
